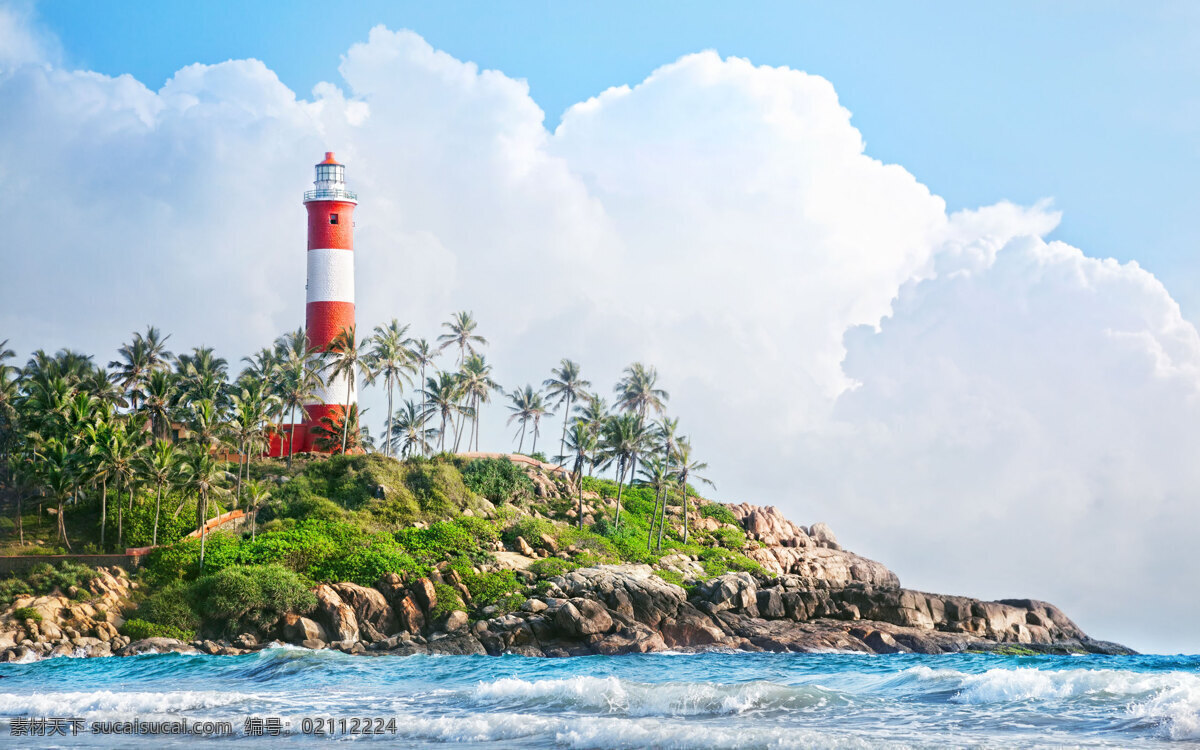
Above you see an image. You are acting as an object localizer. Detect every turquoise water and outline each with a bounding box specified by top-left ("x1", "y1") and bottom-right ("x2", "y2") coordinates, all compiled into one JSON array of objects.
[{"x1": 1, "y1": 648, "x2": 1197, "y2": 747}]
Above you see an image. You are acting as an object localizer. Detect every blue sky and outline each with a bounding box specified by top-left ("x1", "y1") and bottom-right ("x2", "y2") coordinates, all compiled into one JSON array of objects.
[{"x1": 37, "y1": 0, "x2": 1200, "y2": 316}]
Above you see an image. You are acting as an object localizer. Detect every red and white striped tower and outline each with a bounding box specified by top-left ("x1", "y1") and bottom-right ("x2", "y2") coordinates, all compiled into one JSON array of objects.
[{"x1": 303, "y1": 152, "x2": 357, "y2": 443}]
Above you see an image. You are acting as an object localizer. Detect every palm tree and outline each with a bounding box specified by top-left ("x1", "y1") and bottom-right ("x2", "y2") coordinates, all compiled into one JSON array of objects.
[
  {"x1": 310, "y1": 404, "x2": 364, "y2": 455},
  {"x1": 560, "y1": 420, "x2": 596, "y2": 529},
  {"x1": 367, "y1": 320, "x2": 414, "y2": 458},
  {"x1": 599, "y1": 412, "x2": 646, "y2": 525},
  {"x1": 389, "y1": 399, "x2": 435, "y2": 458},
  {"x1": 615, "y1": 363, "x2": 670, "y2": 420},
  {"x1": 544, "y1": 359, "x2": 590, "y2": 463},
  {"x1": 244, "y1": 478, "x2": 270, "y2": 541},
  {"x1": 182, "y1": 449, "x2": 228, "y2": 571},
  {"x1": 227, "y1": 388, "x2": 268, "y2": 506},
  {"x1": 437, "y1": 311, "x2": 487, "y2": 366},
  {"x1": 37, "y1": 439, "x2": 77, "y2": 550},
  {"x1": 142, "y1": 369, "x2": 177, "y2": 440},
  {"x1": 506, "y1": 385, "x2": 550, "y2": 455},
  {"x1": 109, "y1": 333, "x2": 151, "y2": 410},
  {"x1": 407, "y1": 339, "x2": 438, "y2": 457},
  {"x1": 458, "y1": 354, "x2": 499, "y2": 452},
  {"x1": 175, "y1": 346, "x2": 228, "y2": 407},
  {"x1": 89, "y1": 420, "x2": 142, "y2": 549},
  {"x1": 639, "y1": 455, "x2": 671, "y2": 550},
  {"x1": 423, "y1": 372, "x2": 461, "y2": 453},
  {"x1": 323, "y1": 326, "x2": 374, "y2": 454},
  {"x1": 672, "y1": 438, "x2": 714, "y2": 544},
  {"x1": 575, "y1": 394, "x2": 609, "y2": 477},
  {"x1": 142, "y1": 439, "x2": 179, "y2": 546},
  {"x1": 653, "y1": 415, "x2": 680, "y2": 547},
  {"x1": 276, "y1": 347, "x2": 323, "y2": 467}
]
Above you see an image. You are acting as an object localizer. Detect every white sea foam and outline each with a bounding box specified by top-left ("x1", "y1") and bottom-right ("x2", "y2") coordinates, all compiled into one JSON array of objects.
[
  {"x1": 392, "y1": 711, "x2": 885, "y2": 749},
  {"x1": 0, "y1": 690, "x2": 254, "y2": 719},
  {"x1": 469, "y1": 675, "x2": 834, "y2": 716},
  {"x1": 901, "y1": 665, "x2": 1200, "y2": 741}
]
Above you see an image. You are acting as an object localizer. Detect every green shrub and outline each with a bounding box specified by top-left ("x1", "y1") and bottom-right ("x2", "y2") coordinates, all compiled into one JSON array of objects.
[
  {"x1": 581, "y1": 476, "x2": 619, "y2": 498},
  {"x1": 189, "y1": 564, "x2": 316, "y2": 637},
  {"x1": 12, "y1": 606, "x2": 40, "y2": 622},
  {"x1": 133, "y1": 580, "x2": 201, "y2": 633},
  {"x1": 120, "y1": 618, "x2": 194, "y2": 642},
  {"x1": 504, "y1": 517, "x2": 555, "y2": 547},
  {"x1": 24, "y1": 561, "x2": 99, "y2": 596},
  {"x1": 141, "y1": 533, "x2": 242, "y2": 584},
  {"x1": 699, "y1": 503, "x2": 739, "y2": 526},
  {"x1": 698, "y1": 547, "x2": 766, "y2": 578},
  {"x1": 711, "y1": 526, "x2": 748, "y2": 550},
  {"x1": 528, "y1": 558, "x2": 577, "y2": 578},
  {"x1": 395, "y1": 521, "x2": 480, "y2": 564},
  {"x1": 454, "y1": 516, "x2": 500, "y2": 545},
  {"x1": 460, "y1": 458, "x2": 534, "y2": 504},
  {"x1": 308, "y1": 545, "x2": 420, "y2": 586},
  {"x1": 238, "y1": 519, "x2": 350, "y2": 571},
  {"x1": 652, "y1": 568, "x2": 686, "y2": 588},
  {"x1": 463, "y1": 569, "x2": 522, "y2": 608},
  {"x1": 430, "y1": 582, "x2": 464, "y2": 620},
  {"x1": 0, "y1": 577, "x2": 32, "y2": 609}
]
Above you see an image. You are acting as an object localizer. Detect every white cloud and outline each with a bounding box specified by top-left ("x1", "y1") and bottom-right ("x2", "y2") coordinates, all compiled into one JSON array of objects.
[{"x1": 1, "y1": 15, "x2": 1197, "y2": 651}]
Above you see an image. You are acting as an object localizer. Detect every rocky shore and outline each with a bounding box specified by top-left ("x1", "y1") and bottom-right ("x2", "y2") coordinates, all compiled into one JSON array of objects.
[{"x1": 0, "y1": 504, "x2": 1133, "y2": 661}]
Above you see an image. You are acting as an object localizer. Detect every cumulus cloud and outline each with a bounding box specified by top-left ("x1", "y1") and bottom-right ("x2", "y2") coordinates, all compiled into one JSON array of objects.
[{"x1": 1, "y1": 14, "x2": 1197, "y2": 650}]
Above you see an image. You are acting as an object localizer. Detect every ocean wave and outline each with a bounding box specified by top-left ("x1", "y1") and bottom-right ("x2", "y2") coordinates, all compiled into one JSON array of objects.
[
  {"x1": 393, "y1": 711, "x2": 885, "y2": 749},
  {"x1": 469, "y1": 675, "x2": 844, "y2": 717},
  {"x1": 0, "y1": 690, "x2": 253, "y2": 719},
  {"x1": 899, "y1": 665, "x2": 1200, "y2": 741}
]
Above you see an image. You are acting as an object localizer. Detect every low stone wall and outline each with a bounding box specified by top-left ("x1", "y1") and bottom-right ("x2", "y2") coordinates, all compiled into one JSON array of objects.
[{"x1": 0, "y1": 553, "x2": 148, "y2": 576}]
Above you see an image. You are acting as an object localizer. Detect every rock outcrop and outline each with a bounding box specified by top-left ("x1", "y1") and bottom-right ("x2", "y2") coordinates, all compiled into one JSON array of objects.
[{"x1": 0, "y1": 505, "x2": 1130, "y2": 662}]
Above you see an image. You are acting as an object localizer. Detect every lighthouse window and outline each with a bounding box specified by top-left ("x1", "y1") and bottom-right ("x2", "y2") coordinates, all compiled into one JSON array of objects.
[{"x1": 329, "y1": 213, "x2": 339, "y2": 225}]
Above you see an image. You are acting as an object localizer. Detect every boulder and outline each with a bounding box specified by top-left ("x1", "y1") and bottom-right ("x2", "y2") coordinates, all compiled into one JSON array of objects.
[
  {"x1": 279, "y1": 614, "x2": 328, "y2": 644},
  {"x1": 411, "y1": 578, "x2": 437, "y2": 614},
  {"x1": 554, "y1": 598, "x2": 614, "y2": 637},
  {"x1": 314, "y1": 584, "x2": 360, "y2": 642},
  {"x1": 807, "y1": 522, "x2": 840, "y2": 550},
  {"x1": 443, "y1": 610, "x2": 469, "y2": 633},
  {"x1": 332, "y1": 582, "x2": 398, "y2": 635},
  {"x1": 515, "y1": 536, "x2": 536, "y2": 557},
  {"x1": 700, "y1": 573, "x2": 758, "y2": 615},
  {"x1": 394, "y1": 593, "x2": 426, "y2": 635}
]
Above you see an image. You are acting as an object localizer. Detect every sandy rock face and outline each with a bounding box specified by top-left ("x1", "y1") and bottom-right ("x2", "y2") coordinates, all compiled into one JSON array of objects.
[{"x1": 314, "y1": 584, "x2": 360, "y2": 642}]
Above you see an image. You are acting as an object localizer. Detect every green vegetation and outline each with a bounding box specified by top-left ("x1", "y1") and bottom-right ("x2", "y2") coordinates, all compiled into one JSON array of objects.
[
  {"x1": 459, "y1": 457, "x2": 534, "y2": 504},
  {"x1": 0, "y1": 319, "x2": 771, "y2": 641},
  {"x1": 700, "y1": 503, "x2": 739, "y2": 526},
  {"x1": 12, "y1": 606, "x2": 41, "y2": 622},
  {"x1": 120, "y1": 618, "x2": 194, "y2": 642},
  {"x1": 0, "y1": 560, "x2": 99, "y2": 608}
]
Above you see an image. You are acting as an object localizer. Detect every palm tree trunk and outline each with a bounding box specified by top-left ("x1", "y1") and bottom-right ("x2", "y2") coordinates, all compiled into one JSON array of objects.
[
  {"x1": 385, "y1": 373, "x2": 394, "y2": 459},
  {"x1": 577, "y1": 468, "x2": 585, "y2": 530},
  {"x1": 559, "y1": 393, "x2": 571, "y2": 462},
  {"x1": 57, "y1": 496, "x2": 71, "y2": 550},
  {"x1": 199, "y1": 493, "x2": 207, "y2": 570},
  {"x1": 681, "y1": 479, "x2": 689, "y2": 543},
  {"x1": 236, "y1": 440, "x2": 244, "y2": 507},
  {"x1": 657, "y1": 487, "x2": 668, "y2": 550},
  {"x1": 99, "y1": 479, "x2": 107, "y2": 548},
  {"x1": 341, "y1": 377, "x2": 352, "y2": 454},
  {"x1": 153, "y1": 483, "x2": 162, "y2": 546},
  {"x1": 518, "y1": 421, "x2": 527, "y2": 454},
  {"x1": 531, "y1": 419, "x2": 539, "y2": 455},
  {"x1": 420, "y1": 363, "x2": 428, "y2": 457},
  {"x1": 287, "y1": 403, "x2": 297, "y2": 468},
  {"x1": 647, "y1": 485, "x2": 662, "y2": 551},
  {"x1": 615, "y1": 461, "x2": 625, "y2": 525}
]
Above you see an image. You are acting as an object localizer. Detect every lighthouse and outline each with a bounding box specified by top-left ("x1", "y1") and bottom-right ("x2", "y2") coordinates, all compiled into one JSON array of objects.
[{"x1": 303, "y1": 152, "x2": 357, "y2": 440}]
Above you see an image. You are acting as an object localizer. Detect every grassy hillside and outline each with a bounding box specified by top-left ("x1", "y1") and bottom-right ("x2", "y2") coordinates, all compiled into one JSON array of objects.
[{"x1": 7, "y1": 454, "x2": 763, "y2": 642}]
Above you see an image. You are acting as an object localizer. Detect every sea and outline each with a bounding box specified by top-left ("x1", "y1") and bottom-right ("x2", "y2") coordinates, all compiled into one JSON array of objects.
[{"x1": 1, "y1": 647, "x2": 1198, "y2": 748}]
